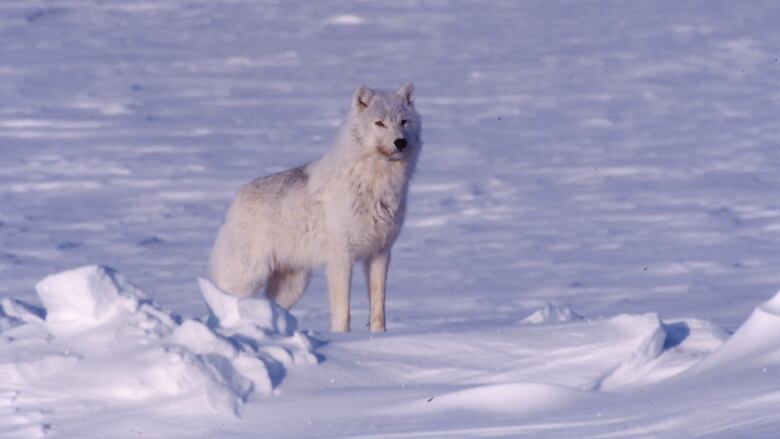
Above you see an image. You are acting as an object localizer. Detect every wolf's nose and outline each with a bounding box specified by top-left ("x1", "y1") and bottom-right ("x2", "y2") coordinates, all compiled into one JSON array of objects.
[{"x1": 394, "y1": 138, "x2": 407, "y2": 151}]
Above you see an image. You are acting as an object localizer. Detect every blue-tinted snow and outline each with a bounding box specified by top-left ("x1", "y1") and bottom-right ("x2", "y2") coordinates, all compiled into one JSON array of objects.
[{"x1": 2, "y1": 1, "x2": 780, "y2": 437}]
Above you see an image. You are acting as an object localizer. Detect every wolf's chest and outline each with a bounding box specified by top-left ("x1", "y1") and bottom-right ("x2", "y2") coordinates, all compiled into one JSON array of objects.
[
  {"x1": 349, "y1": 187, "x2": 400, "y2": 227},
  {"x1": 343, "y1": 182, "x2": 403, "y2": 254}
]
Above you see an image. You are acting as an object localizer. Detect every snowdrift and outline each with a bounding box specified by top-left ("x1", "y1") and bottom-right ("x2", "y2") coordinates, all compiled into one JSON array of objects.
[
  {"x1": 3, "y1": 267, "x2": 780, "y2": 437},
  {"x1": 0, "y1": 265, "x2": 317, "y2": 434},
  {"x1": 687, "y1": 289, "x2": 780, "y2": 374}
]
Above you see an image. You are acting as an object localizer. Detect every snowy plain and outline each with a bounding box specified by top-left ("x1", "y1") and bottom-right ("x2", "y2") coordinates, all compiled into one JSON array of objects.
[{"x1": 2, "y1": 0, "x2": 780, "y2": 437}]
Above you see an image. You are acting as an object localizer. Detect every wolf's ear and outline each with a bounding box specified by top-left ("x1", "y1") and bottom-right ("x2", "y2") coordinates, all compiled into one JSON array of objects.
[
  {"x1": 397, "y1": 82, "x2": 415, "y2": 104},
  {"x1": 353, "y1": 85, "x2": 374, "y2": 112}
]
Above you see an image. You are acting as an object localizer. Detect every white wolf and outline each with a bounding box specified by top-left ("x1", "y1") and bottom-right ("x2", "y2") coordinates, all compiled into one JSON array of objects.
[{"x1": 209, "y1": 83, "x2": 421, "y2": 332}]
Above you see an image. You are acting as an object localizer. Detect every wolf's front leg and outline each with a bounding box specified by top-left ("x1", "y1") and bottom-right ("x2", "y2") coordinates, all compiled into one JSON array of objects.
[
  {"x1": 326, "y1": 255, "x2": 353, "y2": 332},
  {"x1": 365, "y1": 251, "x2": 389, "y2": 332}
]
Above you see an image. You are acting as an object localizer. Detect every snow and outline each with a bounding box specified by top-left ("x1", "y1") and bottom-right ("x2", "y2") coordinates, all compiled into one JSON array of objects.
[
  {"x1": 398, "y1": 382, "x2": 585, "y2": 416},
  {"x1": 198, "y1": 277, "x2": 298, "y2": 335},
  {"x1": 0, "y1": 265, "x2": 317, "y2": 436},
  {"x1": 688, "y1": 289, "x2": 780, "y2": 374},
  {"x1": 36, "y1": 265, "x2": 141, "y2": 328},
  {"x1": 522, "y1": 302, "x2": 584, "y2": 324},
  {"x1": 3, "y1": 0, "x2": 780, "y2": 437}
]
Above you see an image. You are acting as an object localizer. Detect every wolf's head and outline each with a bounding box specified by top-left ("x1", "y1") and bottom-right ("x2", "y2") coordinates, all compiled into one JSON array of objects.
[{"x1": 348, "y1": 83, "x2": 422, "y2": 162}]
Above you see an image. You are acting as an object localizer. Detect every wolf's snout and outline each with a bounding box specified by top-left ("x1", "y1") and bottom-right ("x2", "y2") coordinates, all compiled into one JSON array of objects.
[{"x1": 393, "y1": 138, "x2": 407, "y2": 151}]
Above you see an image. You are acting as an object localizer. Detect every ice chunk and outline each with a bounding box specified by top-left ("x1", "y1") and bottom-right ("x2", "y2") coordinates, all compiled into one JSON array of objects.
[
  {"x1": 1, "y1": 298, "x2": 45, "y2": 324},
  {"x1": 1, "y1": 302, "x2": 19, "y2": 332},
  {"x1": 522, "y1": 303, "x2": 584, "y2": 324},
  {"x1": 35, "y1": 265, "x2": 141, "y2": 326},
  {"x1": 0, "y1": 266, "x2": 319, "y2": 422},
  {"x1": 232, "y1": 353, "x2": 273, "y2": 395},
  {"x1": 198, "y1": 277, "x2": 298, "y2": 334},
  {"x1": 239, "y1": 298, "x2": 297, "y2": 336},
  {"x1": 198, "y1": 277, "x2": 242, "y2": 328},
  {"x1": 197, "y1": 354, "x2": 253, "y2": 415},
  {"x1": 170, "y1": 319, "x2": 238, "y2": 358}
]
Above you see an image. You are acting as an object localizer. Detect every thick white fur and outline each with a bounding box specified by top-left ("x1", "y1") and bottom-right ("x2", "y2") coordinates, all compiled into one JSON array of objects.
[{"x1": 209, "y1": 83, "x2": 421, "y2": 332}]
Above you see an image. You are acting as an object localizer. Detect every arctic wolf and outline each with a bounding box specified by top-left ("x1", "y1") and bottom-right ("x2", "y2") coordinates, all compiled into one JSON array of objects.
[{"x1": 209, "y1": 83, "x2": 421, "y2": 332}]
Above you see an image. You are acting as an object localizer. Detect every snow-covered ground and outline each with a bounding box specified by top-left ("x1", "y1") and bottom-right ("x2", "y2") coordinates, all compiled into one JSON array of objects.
[{"x1": 2, "y1": 1, "x2": 780, "y2": 437}]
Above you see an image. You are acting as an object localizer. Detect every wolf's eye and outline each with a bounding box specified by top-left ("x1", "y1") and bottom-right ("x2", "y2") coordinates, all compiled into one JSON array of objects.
[
  {"x1": 400, "y1": 119, "x2": 408, "y2": 127},
  {"x1": 374, "y1": 121, "x2": 386, "y2": 128}
]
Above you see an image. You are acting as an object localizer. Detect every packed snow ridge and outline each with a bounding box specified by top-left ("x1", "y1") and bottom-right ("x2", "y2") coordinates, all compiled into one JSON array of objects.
[
  {"x1": 522, "y1": 303, "x2": 584, "y2": 324},
  {"x1": 0, "y1": 266, "x2": 318, "y2": 421}
]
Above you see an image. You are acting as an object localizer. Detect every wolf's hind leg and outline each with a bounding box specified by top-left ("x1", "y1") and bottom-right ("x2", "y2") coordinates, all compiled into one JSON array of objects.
[
  {"x1": 265, "y1": 268, "x2": 311, "y2": 309},
  {"x1": 210, "y1": 237, "x2": 267, "y2": 298}
]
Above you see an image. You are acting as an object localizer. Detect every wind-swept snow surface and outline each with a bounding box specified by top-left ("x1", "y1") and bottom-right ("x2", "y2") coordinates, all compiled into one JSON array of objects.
[{"x1": 3, "y1": 0, "x2": 780, "y2": 437}]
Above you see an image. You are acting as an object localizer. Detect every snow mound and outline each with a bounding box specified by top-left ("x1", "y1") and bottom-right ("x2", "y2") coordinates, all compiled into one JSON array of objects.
[
  {"x1": 35, "y1": 265, "x2": 143, "y2": 331},
  {"x1": 522, "y1": 303, "x2": 584, "y2": 324},
  {"x1": 593, "y1": 313, "x2": 730, "y2": 390},
  {"x1": 687, "y1": 289, "x2": 780, "y2": 374},
  {"x1": 199, "y1": 277, "x2": 297, "y2": 335},
  {"x1": 597, "y1": 313, "x2": 667, "y2": 390},
  {"x1": 0, "y1": 266, "x2": 318, "y2": 421}
]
